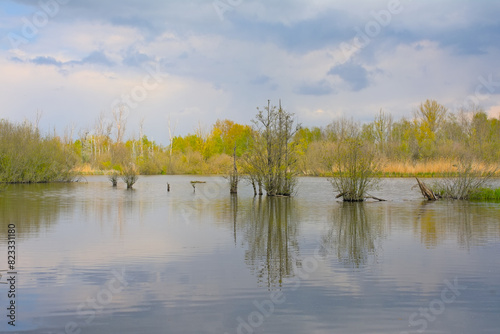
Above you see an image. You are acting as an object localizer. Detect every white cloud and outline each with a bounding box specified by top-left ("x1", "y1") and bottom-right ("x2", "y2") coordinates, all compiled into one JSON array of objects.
[{"x1": 1, "y1": 0, "x2": 500, "y2": 142}]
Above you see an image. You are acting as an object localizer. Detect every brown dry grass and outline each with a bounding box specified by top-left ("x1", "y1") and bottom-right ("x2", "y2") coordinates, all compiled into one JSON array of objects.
[
  {"x1": 382, "y1": 160, "x2": 451, "y2": 175},
  {"x1": 381, "y1": 160, "x2": 499, "y2": 177},
  {"x1": 72, "y1": 160, "x2": 499, "y2": 178},
  {"x1": 71, "y1": 164, "x2": 108, "y2": 175}
]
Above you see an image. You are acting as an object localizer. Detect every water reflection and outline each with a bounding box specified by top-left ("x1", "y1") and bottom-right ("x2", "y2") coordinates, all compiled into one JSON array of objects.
[
  {"x1": 322, "y1": 203, "x2": 385, "y2": 267},
  {"x1": 414, "y1": 201, "x2": 440, "y2": 247},
  {"x1": 232, "y1": 196, "x2": 301, "y2": 288},
  {"x1": 0, "y1": 181, "x2": 155, "y2": 242},
  {"x1": 1, "y1": 177, "x2": 500, "y2": 334},
  {"x1": 413, "y1": 201, "x2": 500, "y2": 249},
  {"x1": 0, "y1": 183, "x2": 74, "y2": 238}
]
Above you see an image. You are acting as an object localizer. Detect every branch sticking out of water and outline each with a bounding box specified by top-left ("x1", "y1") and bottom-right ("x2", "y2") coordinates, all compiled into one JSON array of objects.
[
  {"x1": 431, "y1": 159, "x2": 497, "y2": 200},
  {"x1": 415, "y1": 177, "x2": 437, "y2": 201},
  {"x1": 335, "y1": 192, "x2": 386, "y2": 202}
]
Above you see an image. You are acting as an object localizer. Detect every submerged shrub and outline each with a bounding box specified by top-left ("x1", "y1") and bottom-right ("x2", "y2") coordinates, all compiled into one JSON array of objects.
[
  {"x1": 432, "y1": 159, "x2": 496, "y2": 200},
  {"x1": 108, "y1": 171, "x2": 119, "y2": 187},
  {"x1": 121, "y1": 164, "x2": 139, "y2": 189},
  {"x1": 326, "y1": 138, "x2": 381, "y2": 202}
]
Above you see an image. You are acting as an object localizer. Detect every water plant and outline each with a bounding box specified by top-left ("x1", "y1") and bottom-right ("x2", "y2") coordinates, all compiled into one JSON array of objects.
[
  {"x1": 469, "y1": 187, "x2": 500, "y2": 201},
  {"x1": 431, "y1": 159, "x2": 496, "y2": 200},
  {"x1": 326, "y1": 134, "x2": 382, "y2": 202}
]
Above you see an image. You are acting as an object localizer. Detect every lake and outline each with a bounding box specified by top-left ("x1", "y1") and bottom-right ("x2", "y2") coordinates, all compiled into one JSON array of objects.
[{"x1": 1, "y1": 176, "x2": 499, "y2": 333}]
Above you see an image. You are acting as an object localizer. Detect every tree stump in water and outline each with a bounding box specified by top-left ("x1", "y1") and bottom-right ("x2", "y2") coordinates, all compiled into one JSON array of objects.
[
  {"x1": 190, "y1": 181, "x2": 206, "y2": 192},
  {"x1": 415, "y1": 177, "x2": 437, "y2": 200}
]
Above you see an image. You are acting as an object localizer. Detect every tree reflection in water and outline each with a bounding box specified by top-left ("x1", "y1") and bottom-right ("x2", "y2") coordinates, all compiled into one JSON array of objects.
[
  {"x1": 413, "y1": 201, "x2": 498, "y2": 249},
  {"x1": 237, "y1": 196, "x2": 301, "y2": 288},
  {"x1": 0, "y1": 183, "x2": 72, "y2": 238},
  {"x1": 322, "y1": 202, "x2": 383, "y2": 268}
]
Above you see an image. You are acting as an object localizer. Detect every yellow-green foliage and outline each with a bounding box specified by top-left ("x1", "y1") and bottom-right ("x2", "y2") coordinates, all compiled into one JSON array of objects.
[
  {"x1": 0, "y1": 119, "x2": 77, "y2": 183},
  {"x1": 75, "y1": 102, "x2": 500, "y2": 176},
  {"x1": 9, "y1": 99, "x2": 499, "y2": 178}
]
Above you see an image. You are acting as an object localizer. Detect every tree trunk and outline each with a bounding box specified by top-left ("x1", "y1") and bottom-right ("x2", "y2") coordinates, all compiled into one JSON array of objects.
[
  {"x1": 415, "y1": 177, "x2": 437, "y2": 200},
  {"x1": 251, "y1": 180, "x2": 257, "y2": 196},
  {"x1": 230, "y1": 146, "x2": 238, "y2": 194}
]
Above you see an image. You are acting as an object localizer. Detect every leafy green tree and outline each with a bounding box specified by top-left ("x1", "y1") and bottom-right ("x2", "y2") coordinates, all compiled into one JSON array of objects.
[{"x1": 413, "y1": 99, "x2": 447, "y2": 159}]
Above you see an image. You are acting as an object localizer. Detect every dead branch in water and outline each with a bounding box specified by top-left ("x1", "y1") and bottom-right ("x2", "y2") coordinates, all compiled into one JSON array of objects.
[
  {"x1": 415, "y1": 177, "x2": 437, "y2": 200},
  {"x1": 335, "y1": 192, "x2": 386, "y2": 202},
  {"x1": 335, "y1": 192, "x2": 345, "y2": 199},
  {"x1": 190, "y1": 180, "x2": 206, "y2": 192},
  {"x1": 365, "y1": 194, "x2": 387, "y2": 201}
]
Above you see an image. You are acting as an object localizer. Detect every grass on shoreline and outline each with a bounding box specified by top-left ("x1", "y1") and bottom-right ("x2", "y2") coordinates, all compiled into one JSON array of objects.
[
  {"x1": 469, "y1": 188, "x2": 500, "y2": 201},
  {"x1": 72, "y1": 160, "x2": 500, "y2": 178}
]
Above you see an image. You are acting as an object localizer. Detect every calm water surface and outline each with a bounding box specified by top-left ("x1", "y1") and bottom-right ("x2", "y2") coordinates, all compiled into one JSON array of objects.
[{"x1": 1, "y1": 176, "x2": 499, "y2": 333}]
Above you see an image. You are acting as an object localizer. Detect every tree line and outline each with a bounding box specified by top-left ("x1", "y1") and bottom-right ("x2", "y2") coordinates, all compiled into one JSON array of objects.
[
  {"x1": 1, "y1": 99, "x2": 499, "y2": 189},
  {"x1": 0, "y1": 119, "x2": 76, "y2": 183}
]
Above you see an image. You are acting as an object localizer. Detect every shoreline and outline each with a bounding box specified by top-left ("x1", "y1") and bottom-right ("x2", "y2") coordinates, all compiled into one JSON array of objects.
[
  {"x1": 72, "y1": 160, "x2": 499, "y2": 179},
  {"x1": 73, "y1": 171, "x2": 500, "y2": 179}
]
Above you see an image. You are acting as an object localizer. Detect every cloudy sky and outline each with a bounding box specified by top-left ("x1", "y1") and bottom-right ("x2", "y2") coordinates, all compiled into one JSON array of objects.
[{"x1": 1, "y1": 0, "x2": 500, "y2": 144}]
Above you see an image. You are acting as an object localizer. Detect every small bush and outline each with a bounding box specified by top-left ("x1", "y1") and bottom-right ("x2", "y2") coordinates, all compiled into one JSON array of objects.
[
  {"x1": 432, "y1": 159, "x2": 496, "y2": 200},
  {"x1": 108, "y1": 171, "x2": 119, "y2": 187},
  {"x1": 326, "y1": 138, "x2": 381, "y2": 202},
  {"x1": 121, "y1": 164, "x2": 139, "y2": 189}
]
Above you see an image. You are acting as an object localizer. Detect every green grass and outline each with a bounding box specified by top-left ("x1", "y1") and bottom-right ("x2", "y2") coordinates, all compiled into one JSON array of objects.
[
  {"x1": 377, "y1": 171, "x2": 457, "y2": 178},
  {"x1": 469, "y1": 188, "x2": 500, "y2": 201}
]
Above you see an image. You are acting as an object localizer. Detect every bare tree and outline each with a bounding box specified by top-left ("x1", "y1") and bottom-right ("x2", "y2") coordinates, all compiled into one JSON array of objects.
[
  {"x1": 112, "y1": 105, "x2": 128, "y2": 143},
  {"x1": 167, "y1": 115, "x2": 177, "y2": 158},
  {"x1": 326, "y1": 138, "x2": 382, "y2": 202},
  {"x1": 325, "y1": 117, "x2": 359, "y2": 142},
  {"x1": 93, "y1": 111, "x2": 112, "y2": 157},
  {"x1": 139, "y1": 117, "x2": 145, "y2": 157},
  {"x1": 458, "y1": 104, "x2": 482, "y2": 141},
  {"x1": 95, "y1": 111, "x2": 113, "y2": 138},
  {"x1": 229, "y1": 146, "x2": 239, "y2": 194},
  {"x1": 325, "y1": 122, "x2": 382, "y2": 202},
  {"x1": 34, "y1": 109, "x2": 43, "y2": 130},
  {"x1": 251, "y1": 100, "x2": 299, "y2": 196},
  {"x1": 63, "y1": 123, "x2": 76, "y2": 145}
]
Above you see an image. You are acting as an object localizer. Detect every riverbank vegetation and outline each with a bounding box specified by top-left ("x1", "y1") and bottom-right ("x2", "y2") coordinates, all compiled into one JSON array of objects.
[
  {"x1": 80, "y1": 100, "x2": 499, "y2": 177},
  {"x1": 0, "y1": 119, "x2": 77, "y2": 183},
  {"x1": 2, "y1": 100, "x2": 500, "y2": 187},
  {"x1": 469, "y1": 188, "x2": 500, "y2": 201},
  {"x1": 431, "y1": 159, "x2": 497, "y2": 200}
]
